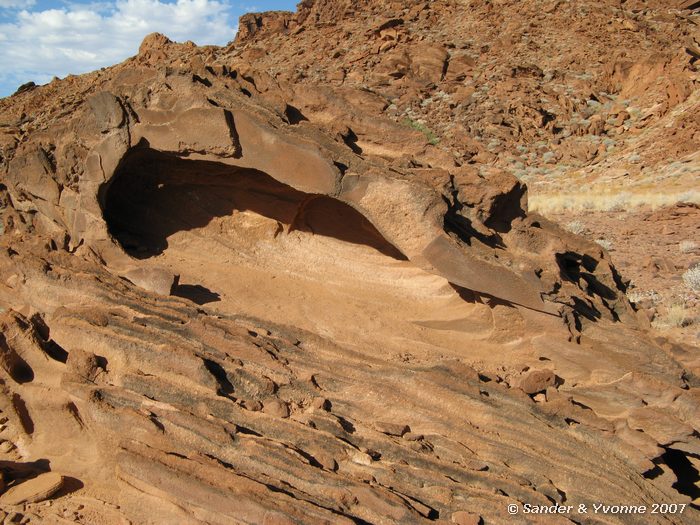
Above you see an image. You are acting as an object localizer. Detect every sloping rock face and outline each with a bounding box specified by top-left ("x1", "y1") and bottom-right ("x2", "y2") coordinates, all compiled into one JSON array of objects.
[{"x1": 0, "y1": 2, "x2": 698, "y2": 524}]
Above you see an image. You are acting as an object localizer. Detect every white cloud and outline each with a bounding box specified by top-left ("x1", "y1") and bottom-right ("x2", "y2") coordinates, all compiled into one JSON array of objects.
[
  {"x1": 0, "y1": 0, "x2": 237, "y2": 95},
  {"x1": 0, "y1": 0, "x2": 35, "y2": 9}
]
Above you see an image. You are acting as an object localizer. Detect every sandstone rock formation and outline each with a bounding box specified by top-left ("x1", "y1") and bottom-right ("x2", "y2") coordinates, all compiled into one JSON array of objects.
[{"x1": 0, "y1": 0, "x2": 699, "y2": 523}]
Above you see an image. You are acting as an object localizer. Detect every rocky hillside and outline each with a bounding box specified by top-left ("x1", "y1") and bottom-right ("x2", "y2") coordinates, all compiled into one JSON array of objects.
[
  {"x1": 230, "y1": 0, "x2": 700, "y2": 344},
  {"x1": 0, "y1": 0, "x2": 698, "y2": 523},
  {"x1": 235, "y1": 0, "x2": 699, "y2": 205}
]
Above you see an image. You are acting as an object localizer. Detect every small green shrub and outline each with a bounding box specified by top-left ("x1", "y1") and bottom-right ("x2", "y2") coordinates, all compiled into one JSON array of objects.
[{"x1": 402, "y1": 118, "x2": 440, "y2": 145}]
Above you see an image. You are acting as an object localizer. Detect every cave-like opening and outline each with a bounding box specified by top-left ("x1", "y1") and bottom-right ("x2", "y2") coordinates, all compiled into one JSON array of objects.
[{"x1": 100, "y1": 148, "x2": 407, "y2": 261}]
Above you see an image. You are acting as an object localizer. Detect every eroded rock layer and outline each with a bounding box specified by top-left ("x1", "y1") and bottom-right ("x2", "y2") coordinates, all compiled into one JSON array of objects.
[{"x1": 0, "y1": 1, "x2": 699, "y2": 523}]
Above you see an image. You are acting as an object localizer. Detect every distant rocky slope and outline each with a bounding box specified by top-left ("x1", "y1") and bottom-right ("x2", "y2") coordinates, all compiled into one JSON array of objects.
[
  {"x1": 235, "y1": 0, "x2": 699, "y2": 208},
  {"x1": 0, "y1": 1, "x2": 698, "y2": 523}
]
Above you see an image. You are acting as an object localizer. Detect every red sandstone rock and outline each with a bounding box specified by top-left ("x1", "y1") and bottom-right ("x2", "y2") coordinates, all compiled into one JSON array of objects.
[
  {"x1": 0, "y1": 0, "x2": 698, "y2": 523},
  {"x1": 519, "y1": 370, "x2": 557, "y2": 395}
]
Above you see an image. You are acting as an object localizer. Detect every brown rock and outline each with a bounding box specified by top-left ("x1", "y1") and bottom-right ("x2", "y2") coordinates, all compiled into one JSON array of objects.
[
  {"x1": 609, "y1": 110, "x2": 629, "y2": 127},
  {"x1": 587, "y1": 114, "x2": 605, "y2": 135},
  {"x1": 138, "y1": 32, "x2": 172, "y2": 55},
  {"x1": 450, "y1": 85, "x2": 476, "y2": 106},
  {"x1": 375, "y1": 50, "x2": 411, "y2": 80},
  {"x1": 410, "y1": 43, "x2": 449, "y2": 82},
  {"x1": 445, "y1": 52, "x2": 476, "y2": 82},
  {"x1": 262, "y1": 511, "x2": 296, "y2": 525},
  {"x1": 122, "y1": 267, "x2": 178, "y2": 296},
  {"x1": 310, "y1": 397, "x2": 331, "y2": 411},
  {"x1": 236, "y1": 12, "x2": 294, "y2": 43},
  {"x1": 7, "y1": 148, "x2": 59, "y2": 206},
  {"x1": 242, "y1": 399, "x2": 263, "y2": 412},
  {"x1": 87, "y1": 92, "x2": 125, "y2": 132},
  {"x1": 0, "y1": 473, "x2": 64, "y2": 506},
  {"x1": 628, "y1": 407, "x2": 694, "y2": 445},
  {"x1": 310, "y1": 448, "x2": 337, "y2": 471},
  {"x1": 65, "y1": 348, "x2": 103, "y2": 382},
  {"x1": 451, "y1": 511, "x2": 481, "y2": 525},
  {"x1": 373, "y1": 421, "x2": 410, "y2": 436},
  {"x1": 262, "y1": 399, "x2": 290, "y2": 418},
  {"x1": 519, "y1": 370, "x2": 556, "y2": 395},
  {"x1": 635, "y1": 308, "x2": 652, "y2": 328}
]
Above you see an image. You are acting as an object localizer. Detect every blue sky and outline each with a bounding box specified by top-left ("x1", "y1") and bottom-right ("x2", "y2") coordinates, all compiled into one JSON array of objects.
[{"x1": 0, "y1": 0, "x2": 296, "y2": 97}]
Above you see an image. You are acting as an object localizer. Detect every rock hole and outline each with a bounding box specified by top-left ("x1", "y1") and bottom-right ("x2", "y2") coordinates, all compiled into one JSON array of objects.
[
  {"x1": 101, "y1": 148, "x2": 407, "y2": 261},
  {"x1": 570, "y1": 399, "x2": 592, "y2": 411},
  {"x1": 149, "y1": 415, "x2": 165, "y2": 432},
  {"x1": 30, "y1": 314, "x2": 68, "y2": 363},
  {"x1": 206, "y1": 453, "x2": 235, "y2": 470},
  {"x1": 283, "y1": 104, "x2": 308, "y2": 125},
  {"x1": 202, "y1": 358, "x2": 235, "y2": 397},
  {"x1": 333, "y1": 161, "x2": 349, "y2": 175},
  {"x1": 341, "y1": 128, "x2": 363, "y2": 154},
  {"x1": 337, "y1": 416, "x2": 356, "y2": 434},
  {"x1": 235, "y1": 426, "x2": 262, "y2": 437},
  {"x1": 556, "y1": 487, "x2": 567, "y2": 503},
  {"x1": 192, "y1": 74, "x2": 212, "y2": 87},
  {"x1": 0, "y1": 333, "x2": 34, "y2": 383},
  {"x1": 642, "y1": 463, "x2": 664, "y2": 480},
  {"x1": 12, "y1": 393, "x2": 34, "y2": 434}
]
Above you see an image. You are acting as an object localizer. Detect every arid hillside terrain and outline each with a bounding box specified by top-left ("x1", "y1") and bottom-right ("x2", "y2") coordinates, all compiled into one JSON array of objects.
[
  {"x1": 0, "y1": 0, "x2": 698, "y2": 524},
  {"x1": 232, "y1": 0, "x2": 700, "y2": 344}
]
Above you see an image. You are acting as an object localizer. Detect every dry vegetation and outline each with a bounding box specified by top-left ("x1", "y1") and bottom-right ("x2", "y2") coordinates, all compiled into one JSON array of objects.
[{"x1": 530, "y1": 189, "x2": 700, "y2": 214}]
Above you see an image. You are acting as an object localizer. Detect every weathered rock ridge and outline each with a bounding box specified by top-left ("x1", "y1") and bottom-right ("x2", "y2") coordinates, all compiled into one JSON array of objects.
[{"x1": 0, "y1": 0, "x2": 698, "y2": 523}]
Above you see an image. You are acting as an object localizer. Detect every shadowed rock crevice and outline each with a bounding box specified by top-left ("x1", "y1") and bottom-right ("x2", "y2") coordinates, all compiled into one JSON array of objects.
[
  {"x1": 481, "y1": 182, "x2": 527, "y2": 234},
  {"x1": 0, "y1": 333, "x2": 34, "y2": 384},
  {"x1": 449, "y1": 283, "x2": 517, "y2": 311},
  {"x1": 662, "y1": 447, "x2": 700, "y2": 507},
  {"x1": 283, "y1": 104, "x2": 308, "y2": 125},
  {"x1": 101, "y1": 148, "x2": 407, "y2": 261},
  {"x1": 171, "y1": 283, "x2": 221, "y2": 305},
  {"x1": 442, "y1": 197, "x2": 504, "y2": 249}
]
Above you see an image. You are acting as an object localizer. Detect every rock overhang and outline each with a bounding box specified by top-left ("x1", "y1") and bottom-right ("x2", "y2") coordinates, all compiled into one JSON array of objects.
[{"x1": 72, "y1": 84, "x2": 553, "y2": 311}]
